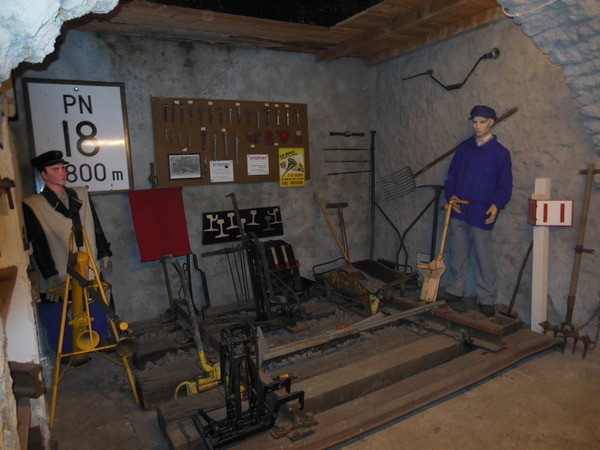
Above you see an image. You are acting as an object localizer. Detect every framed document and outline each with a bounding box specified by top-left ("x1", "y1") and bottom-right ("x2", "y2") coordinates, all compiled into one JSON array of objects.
[
  {"x1": 168, "y1": 153, "x2": 202, "y2": 180},
  {"x1": 23, "y1": 78, "x2": 133, "y2": 193}
]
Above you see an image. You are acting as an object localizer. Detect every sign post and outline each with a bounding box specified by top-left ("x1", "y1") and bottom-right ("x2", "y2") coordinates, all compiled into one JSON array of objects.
[{"x1": 23, "y1": 78, "x2": 133, "y2": 193}]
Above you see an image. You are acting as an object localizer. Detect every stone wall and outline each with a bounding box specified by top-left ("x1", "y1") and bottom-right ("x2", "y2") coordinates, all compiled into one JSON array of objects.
[
  {"x1": 373, "y1": 17, "x2": 599, "y2": 333},
  {"x1": 12, "y1": 30, "x2": 376, "y2": 322},
  {"x1": 0, "y1": 322, "x2": 19, "y2": 450},
  {"x1": 8, "y1": 5, "x2": 600, "y2": 335},
  {"x1": 499, "y1": 0, "x2": 600, "y2": 153},
  {"x1": 0, "y1": 0, "x2": 118, "y2": 81}
]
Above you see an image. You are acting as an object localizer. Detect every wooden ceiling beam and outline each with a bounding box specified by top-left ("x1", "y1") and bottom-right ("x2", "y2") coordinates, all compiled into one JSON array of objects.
[
  {"x1": 68, "y1": 0, "x2": 508, "y2": 66},
  {"x1": 317, "y1": 0, "x2": 489, "y2": 62},
  {"x1": 70, "y1": 1, "x2": 355, "y2": 49},
  {"x1": 365, "y1": 6, "x2": 506, "y2": 66}
]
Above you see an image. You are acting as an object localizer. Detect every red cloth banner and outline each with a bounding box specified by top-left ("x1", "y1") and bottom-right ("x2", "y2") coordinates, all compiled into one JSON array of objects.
[{"x1": 127, "y1": 187, "x2": 191, "y2": 262}]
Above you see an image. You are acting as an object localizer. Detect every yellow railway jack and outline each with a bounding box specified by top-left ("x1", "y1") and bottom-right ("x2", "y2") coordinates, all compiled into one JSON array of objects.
[
  {"x1": 164, "y1": 255, "x2": 221, "y2": 399},
  {"x1": 48, "y1": 228, "x2": 139, "y2": 428}
]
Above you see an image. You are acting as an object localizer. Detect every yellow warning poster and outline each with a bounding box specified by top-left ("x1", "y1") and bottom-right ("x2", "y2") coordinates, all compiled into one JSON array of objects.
[{"x1": 279, "y1": 148, "x2": 305, "y2": 187}]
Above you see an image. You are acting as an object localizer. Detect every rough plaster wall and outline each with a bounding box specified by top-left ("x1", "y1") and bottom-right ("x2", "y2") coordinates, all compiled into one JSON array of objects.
[
  {"x1": 499, "y1": 0, "x2": 600, "y2": 153},
  {"x1": 0, "y1": 323, "x2": 19, "y2": 450},
  {"x1": 0, "y1": 0, "x2": 118, "y2": 81},
  {"x1": 12, "y1": 30, "x2": 375, "y2": 322},
  {"x1": 1, "y1": 93, "x2": 47, "y2": 445},
  {"x1": 374, "y1": 18, "x2": 599, "y2": 332}
]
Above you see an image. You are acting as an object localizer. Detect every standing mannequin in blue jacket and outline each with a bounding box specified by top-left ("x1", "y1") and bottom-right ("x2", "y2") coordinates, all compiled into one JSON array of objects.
[{"x1": 442, "y1": 105, "x2": 513, "y2": 316}]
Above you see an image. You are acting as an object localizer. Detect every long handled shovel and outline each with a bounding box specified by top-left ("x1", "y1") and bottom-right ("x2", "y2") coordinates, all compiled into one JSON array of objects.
[
  {"x1": 380, "y1": 106, "x2": 519, "y2": 200},
  {"x1": 418, "y1": 199, "x2": 468, "y2": 302}
]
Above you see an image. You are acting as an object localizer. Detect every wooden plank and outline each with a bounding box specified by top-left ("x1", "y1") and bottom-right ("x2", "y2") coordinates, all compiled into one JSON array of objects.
[
  {"x1": 17, "y1": 398, "x2": 30, "y2": 450},
  {"x1": 294, "y1": 334, "x2": 462, "y2": 413},
  {"x1": 157, "y1": 387, "x2": 225, "y2": 430},
  {"x1": 134, "y1": 336, "x2": 195, "y2": 366},
  {"x1": 0, "y1": 266, "x2": 18, "y2": 325},
  {"x1": 366, "y1": 6, "x2": 507, "y2": 65},
  {"x1": 266, "y1": 327, "x2": 423, "y2": 382},
  {"x1": 264, "y1": 302, "x2": 442, "y2": 361},
  {"x1": 395, "y1": 296, "x2": 522, "y2": 340},
  {"x1": 136, "y1": 359, "x2": 201, "y2": 409},
  {"x1": 318, "y1": 0, "x2": 487, "y2": 62},
  {"x1": 234, "y1": 329, "x2": 558, "y2": 449},
  {"x1": 67, "y1": 0, "x2": 509, "y2": 64},
  {"x1": 70, "y1": 1, "x2": 356, "y2": 52},
  {"x1": 164, "y1": 419, "x2": 202, "y2": 450}
]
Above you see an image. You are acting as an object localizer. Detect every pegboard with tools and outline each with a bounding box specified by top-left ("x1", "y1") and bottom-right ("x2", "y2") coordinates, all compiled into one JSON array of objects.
[{"x1": 150, "y1": 97, "x2": 310, "y2": 187}]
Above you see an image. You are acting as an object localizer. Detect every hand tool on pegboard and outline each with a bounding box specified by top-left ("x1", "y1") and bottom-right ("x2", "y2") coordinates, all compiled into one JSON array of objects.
[
  {"x1": 329, "y1": 131, "x2": 365, "y2": 137},
  {"x1": 379, "y1": 106, "x2": 518, "y2": 200}
]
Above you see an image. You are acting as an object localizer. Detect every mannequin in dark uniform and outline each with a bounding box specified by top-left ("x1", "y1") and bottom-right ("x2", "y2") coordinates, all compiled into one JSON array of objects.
[{"x1": 23, "y1": 150, "x2": 112, "y2": 296}]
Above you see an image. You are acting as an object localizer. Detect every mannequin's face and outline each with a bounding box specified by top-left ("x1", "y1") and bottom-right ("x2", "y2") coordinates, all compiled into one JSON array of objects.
[
  {"x1": 472, "y1": 116, "x2": 494, "y2": 138},
  {"x1": 41, "y1": 163, "x2": 67, "y2": 191}
]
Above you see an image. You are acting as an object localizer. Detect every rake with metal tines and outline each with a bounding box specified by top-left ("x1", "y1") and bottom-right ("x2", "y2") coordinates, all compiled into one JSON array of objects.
[{"x1": 379, "y1": 106, "x2": 518, "y2": 200}]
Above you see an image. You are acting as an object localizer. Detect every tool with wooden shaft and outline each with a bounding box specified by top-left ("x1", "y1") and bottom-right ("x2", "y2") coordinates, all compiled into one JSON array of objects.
[
  {"x1": 314, "y1": 192, "x2": 357, "y2": 273},
  {"x1": 418, "y1": 198, "x2": 468, "y2": 302},
  {"x1": 326, "y1": 202, "x2": 350, "y2": 257},
  {"x1": 539, "y1": 164, "x2": 599, "y2": 358}
]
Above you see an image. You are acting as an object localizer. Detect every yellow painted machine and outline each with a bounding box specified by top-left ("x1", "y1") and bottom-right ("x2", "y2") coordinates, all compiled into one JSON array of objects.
[
  {"x1": 48, "y1": 228, "x2": 139, "y2": 428},
  {"x1": 162, "y1": 255, "x2": 221, "y2": 399}
]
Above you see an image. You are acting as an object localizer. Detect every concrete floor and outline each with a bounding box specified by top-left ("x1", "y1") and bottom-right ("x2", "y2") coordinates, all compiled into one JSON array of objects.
[{"x1": 49, "y1": 336, "x2": 600, "y2": 449}]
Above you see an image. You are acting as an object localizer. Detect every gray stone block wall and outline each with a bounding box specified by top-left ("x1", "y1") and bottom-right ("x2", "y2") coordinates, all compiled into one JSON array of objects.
[
  {"x1": 0, "y1": 322, "x2": 20, "y2": 450},
  {"x1": 499, "y1": 0, "x2": 600, "y2": 152},
  {"x1": 9, "y1": 6, "x2": 600, "y2": 336},
  {"x1": 373, "y1": 17, "x2": 599, "y2": 334}
]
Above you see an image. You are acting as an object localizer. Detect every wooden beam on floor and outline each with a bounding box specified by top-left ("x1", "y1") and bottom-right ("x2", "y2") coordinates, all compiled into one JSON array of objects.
[
  {"x1": 234, "y1": 328, "x2": 558, "y2": 448},
  {"x1": 295, "y1": 333, "x2": 462, "y2": 413}
]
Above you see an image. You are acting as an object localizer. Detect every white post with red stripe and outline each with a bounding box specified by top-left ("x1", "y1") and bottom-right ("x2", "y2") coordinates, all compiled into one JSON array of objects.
[{"x1": 530, "y1": 178, "x2": 550, "y2": 332}]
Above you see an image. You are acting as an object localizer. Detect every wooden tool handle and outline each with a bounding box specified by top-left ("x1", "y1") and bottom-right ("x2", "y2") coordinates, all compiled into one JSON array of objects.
[{"x1": 314, "y1": 191, "x2": 350, "y2": 263}]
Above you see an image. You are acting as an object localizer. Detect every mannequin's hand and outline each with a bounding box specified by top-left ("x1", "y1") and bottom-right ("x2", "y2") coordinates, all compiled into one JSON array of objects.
[
  {"x1": 485, "y1": 204, "x2": 499, "y2": 225},
  {"x1": 101, "y1": 256, "x2": 113, "y2": 274},
  {"x1": 47, "y1": 274, "x2": 63, "y2": 288},
  {"x1": 450, "y1": 195, "x2": 463, "y2": 214}
]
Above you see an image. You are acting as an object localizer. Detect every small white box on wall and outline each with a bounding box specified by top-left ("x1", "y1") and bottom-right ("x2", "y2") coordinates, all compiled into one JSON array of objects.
[{"x1": 527, "y1": 199, "x2": 574, "y2": 227}]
